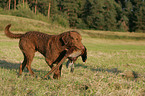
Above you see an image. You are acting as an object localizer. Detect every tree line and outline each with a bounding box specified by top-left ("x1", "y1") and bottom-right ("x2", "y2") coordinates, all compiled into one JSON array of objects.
[{"x1": 0, "y1": 0, "x2": 145, "y2": 32}]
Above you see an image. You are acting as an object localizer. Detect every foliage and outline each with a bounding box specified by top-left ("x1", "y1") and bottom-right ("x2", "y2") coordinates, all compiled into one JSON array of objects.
[
  {"x1": 0, "y1": 0, "x2": 145, "y2": 32},
  {"x1": 0, "y1": 3, "x2": 50, "y2": 23},
  {"x1": 118, "y1": 0, "x2": 145, "y2": 32},
  {"x1": 83, "y1": 0, "x2": 118, "y2": 31},
  {"x1": 132, "y1": 0, "x2": 145, "y2": 32},
  {"x1": 51, "y1": 14, "x2": 69, "y2": 28}
]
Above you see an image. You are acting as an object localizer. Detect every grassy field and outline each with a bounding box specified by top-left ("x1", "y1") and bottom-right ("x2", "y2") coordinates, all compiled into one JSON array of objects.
[{"x1": 0, "y1": 15, "x2": 145, "y2": 96}]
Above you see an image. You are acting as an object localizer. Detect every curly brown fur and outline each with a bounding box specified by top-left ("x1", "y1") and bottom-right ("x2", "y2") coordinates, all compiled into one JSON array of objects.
[{"x1": 4, "y1": 24, "x2": 86, "y2": 79}]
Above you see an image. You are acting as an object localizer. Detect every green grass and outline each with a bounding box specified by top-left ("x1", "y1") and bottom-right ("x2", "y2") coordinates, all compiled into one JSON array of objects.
[
  {"x1": 0, "y1": 15, "x2": 145, "y2": 96},
  {"x1": 83, "y1": 30, "x2": 145, "y2": 40},
  {"x1": 0, "y1": 14, "x2": 68, "y2": 34}
]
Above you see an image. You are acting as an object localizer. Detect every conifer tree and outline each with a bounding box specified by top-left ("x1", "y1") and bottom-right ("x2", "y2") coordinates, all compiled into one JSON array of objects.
[
  {"x1": 132, "y1": 0, "x2": 145, "y2": 32},
  {"x1": 50, "y1": 0, "x2": 59, "y2": 16},
  {"x1": 82, "y1": 0, "x2": 120, "y2": 31},
  {"x1": 60, "y1": 0, "x2": 79, "y2": 27}
]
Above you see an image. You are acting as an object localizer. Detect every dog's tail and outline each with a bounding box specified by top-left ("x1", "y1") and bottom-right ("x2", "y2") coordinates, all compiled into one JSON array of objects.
[{"x1": 4, "y1": 24, "x2": 23, "y2": 38}]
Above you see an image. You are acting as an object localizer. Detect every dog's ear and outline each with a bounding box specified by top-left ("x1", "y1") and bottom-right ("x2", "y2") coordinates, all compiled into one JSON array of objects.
[
  {"x1": 60, "y1": 33, "x2": 70, "y2": 46},
  {"x1": 60, "y1": 34, "x2": 70, "y2": 46},
  {"x1": 81, "y1": 46, "x2": 87, "y2": 62}
]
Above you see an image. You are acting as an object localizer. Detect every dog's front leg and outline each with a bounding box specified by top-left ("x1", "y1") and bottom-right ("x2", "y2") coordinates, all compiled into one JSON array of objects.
[
  {"x1": 43, "y1": 55, "x2": 67, "y2": 79},
  {"x1": 53, "y1": 64, "x2": 63, "y2": 79},
  {"x1": 43, "y1": 49, "x2": 76, "y2": 79}
]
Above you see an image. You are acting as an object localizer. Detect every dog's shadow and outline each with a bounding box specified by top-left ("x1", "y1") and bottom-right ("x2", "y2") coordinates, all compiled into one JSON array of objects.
[
  {"x1": 0, "y1": 60, "x2": 20, "y2": 70},
  {"x1": 0, "y1": 60, "x2": 122, "y2": 77},
  {"x1": 75, "y1": 63, "x2": 122, "y2": 74},
  {"x1": 0, "y1": 60, "x2": 47, "y2": 75}
]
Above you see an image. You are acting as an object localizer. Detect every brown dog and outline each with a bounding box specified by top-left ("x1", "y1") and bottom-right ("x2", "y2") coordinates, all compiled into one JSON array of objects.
[{"x1": 4, "y1": 24, "x2": 87, "y2": 79}]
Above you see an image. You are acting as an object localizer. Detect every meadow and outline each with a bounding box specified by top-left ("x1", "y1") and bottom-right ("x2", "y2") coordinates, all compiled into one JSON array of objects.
[{"x1": 0, "y1": 15, "x2": 145, "y2": 96}]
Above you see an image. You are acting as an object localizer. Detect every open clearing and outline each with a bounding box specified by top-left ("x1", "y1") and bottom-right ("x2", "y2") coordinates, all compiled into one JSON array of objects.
[{"x1": 0, "y1": 15, "x2": 145, "y2": 96}]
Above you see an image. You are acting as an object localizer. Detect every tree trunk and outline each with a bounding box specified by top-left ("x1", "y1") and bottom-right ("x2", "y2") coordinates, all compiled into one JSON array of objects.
[
  {"x1": 14, "y1": 0, "x2": 16, "y2": 10},
  {"x1": 23, "y1": 0, "x2": 24, "y2": 7},
  {"x1": 48, "y1": 3, "x2": 51, "y2": 20},
  {"x1": 35, "y1": 0, "x2": 37, "y2": 14},
  {"x1": 26, "y1": 0, "x2": 27, "y2": 8},
  {"x1": 9, "y1": 0, "x2": 11, "y2": 10}
]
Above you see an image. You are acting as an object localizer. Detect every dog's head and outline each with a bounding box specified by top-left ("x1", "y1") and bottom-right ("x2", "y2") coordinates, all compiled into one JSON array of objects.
[
  {"x1": 60, "y1": 31, "x2": 84, "y2": 50},
  {"x1": 81, "y1": 46, "x2": 87, "y2": 62}
]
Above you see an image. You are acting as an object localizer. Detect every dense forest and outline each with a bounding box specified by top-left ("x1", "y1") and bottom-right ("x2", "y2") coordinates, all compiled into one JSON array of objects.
[{"x1": 0, "y1": 0, "x2": 145, "y2": 32}]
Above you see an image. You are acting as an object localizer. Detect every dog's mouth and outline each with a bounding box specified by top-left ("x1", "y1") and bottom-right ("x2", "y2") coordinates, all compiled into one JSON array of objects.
[{"x1": 68, "y1": 50, "x2": 82, "y2": 57}]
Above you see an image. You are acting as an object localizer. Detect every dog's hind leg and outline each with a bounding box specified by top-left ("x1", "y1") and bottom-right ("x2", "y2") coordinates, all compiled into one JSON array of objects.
[
  {"x1": 25, "y1": 52, "x2": 35, "y2": 76},
  {"x1": 19, "y1": 52, "x2": 35, "y2": 76},
  {"x1": 19, "y1": 39, "x2": 36, "y2": 76},
  {"x1": 19, "y1": 49, "x2": 35, "y2": 76},
  {"x1": 19, "y1": 53, "x2": 27, "y2": 76}
]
